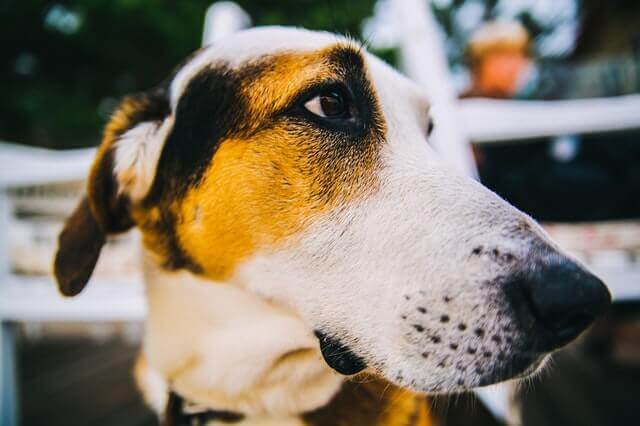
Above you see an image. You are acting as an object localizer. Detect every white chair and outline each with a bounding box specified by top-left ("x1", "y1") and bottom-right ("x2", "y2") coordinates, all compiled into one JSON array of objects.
[{"x1": 0, "y1": 143, "x2": 146, "y2": 426}]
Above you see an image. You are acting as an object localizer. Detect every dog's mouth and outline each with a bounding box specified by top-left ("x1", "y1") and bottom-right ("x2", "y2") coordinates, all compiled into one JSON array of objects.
[
  {"x1": 314, "y1": 331, "x2": 367, "y2": 375},
  {"x1": 313, "y1": 329, "x2": 550, "y2": 390}
]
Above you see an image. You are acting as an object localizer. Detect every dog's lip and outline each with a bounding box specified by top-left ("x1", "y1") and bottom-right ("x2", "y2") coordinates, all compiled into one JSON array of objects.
[
  {"x1": 476, "y1": 350, "x2": 545, "y2": 387},
  {"x1": 314, "y1": 330, "x2": 367, "y2": 375}
]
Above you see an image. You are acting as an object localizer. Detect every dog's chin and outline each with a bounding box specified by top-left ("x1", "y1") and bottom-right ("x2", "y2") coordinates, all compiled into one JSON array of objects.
[
  {"x1": 471, "y1": 351, "x2": 548, "y2": 389},
  {"x1": 381, "y1": 350, "x2": 550, "y2": 394},
  {"x1": 313, "y1": 331, "x2": 549, "y2": 391}
]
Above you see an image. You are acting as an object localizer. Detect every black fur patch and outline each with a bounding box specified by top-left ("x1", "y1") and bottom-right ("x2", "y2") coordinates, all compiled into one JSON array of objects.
[
  {"x1": 115, "y1": 87, "x2": 170, "y2": 138},
  {"x1": 89, "y1": 147, "x2": 134, "y2": 233},
  {"x1": 327, "y1": 46, "x2": 382, "y2": 133},
  {"x1": 163, "y1": 392, "x2": 243, "y2": 425},
  {"x1": 141, "y1": 64, "x2": 256, "y2": 272},
  {"x1": 145, "y1": 65, "x2": 254, "y2": 204},
  {"x1": 146, "y1": 206, "x2": 203, "y2": 273}
]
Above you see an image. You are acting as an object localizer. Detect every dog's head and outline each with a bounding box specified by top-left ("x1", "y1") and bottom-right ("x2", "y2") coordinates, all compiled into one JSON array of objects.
[{"x1": 54, "y1": 27, "x2": 610, "y2": 392}]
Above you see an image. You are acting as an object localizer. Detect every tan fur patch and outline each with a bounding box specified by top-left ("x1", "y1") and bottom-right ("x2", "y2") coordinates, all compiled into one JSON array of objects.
[
  {"x1": 303, "y1": 377, "x2": 432, "y2": 426},
  {"x1": 136, "y1": 45, "x2": 386, "y2": 280}
]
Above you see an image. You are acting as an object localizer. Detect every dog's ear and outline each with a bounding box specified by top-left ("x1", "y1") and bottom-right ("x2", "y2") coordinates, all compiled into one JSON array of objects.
[
  {"x1": 54, "y1": 142, "x2": 135, "y2": 296},
  {"x1": 54, "y1": 89, "x2": 170, "y2": 296},
  {"x1": 54, "y1": 197, "x2": 108, "y2": 296}
]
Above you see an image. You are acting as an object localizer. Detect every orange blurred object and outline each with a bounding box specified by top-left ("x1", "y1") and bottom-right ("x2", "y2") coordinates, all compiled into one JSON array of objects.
[
  {"x1": 463, "y1": 20, "x2": 532, "y2": 98},
  {"x1": 474, "y1": 50, "x2": 531, "y2": 98}
]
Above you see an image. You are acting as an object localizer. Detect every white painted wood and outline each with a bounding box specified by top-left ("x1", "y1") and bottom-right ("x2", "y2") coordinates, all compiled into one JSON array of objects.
[
  {"x1": 461, "y1": 95, "x2": 640, "y2": 143},
  {"x1": 0, "y1": 157, "x2": 17, "y2": 426},
  {"x1": 391, "y1": 0, "x2": 478, "y2": 177},
  {"x1": 202, "y1": 1, "x2": 251, "y2": 47},
  {"x1": 0, "y1": 276, "x2": 145, "y2": 322},
  {"x1": 0, "y1": 142, "x2": 94, "y2": 187},
  {"x1": 1, "y1": 323, "x2": 18, "y2": 426},
  {"x1": 590, "y1": 264, "x2": 640, "y2": 301},
  {"x1": 475, "y1": 384, "x2": 514, "y2": 426},
  {"x1": 0, "y1": 191, "x2": 10, "y2": 280}
]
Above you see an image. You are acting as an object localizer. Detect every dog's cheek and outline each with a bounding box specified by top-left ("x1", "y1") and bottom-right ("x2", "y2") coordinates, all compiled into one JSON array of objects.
[
  {"x1": 171, "y1": 128, "x2": 376, "y2": 281},
  {"x1": 171, "y1": 137, "x2": 309, "y2": 280}
]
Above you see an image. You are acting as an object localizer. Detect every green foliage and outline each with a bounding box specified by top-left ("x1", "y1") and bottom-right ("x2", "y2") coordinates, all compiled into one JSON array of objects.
[
  {"x1": 239, "y1": 0, "x2": 374, "y2": 35},
  {"x1": 1, "y1": 0, "x2": 374, "y2": 149},
  {"x1": 1, "y1": 0, "x2": 575, "y2": 149}
]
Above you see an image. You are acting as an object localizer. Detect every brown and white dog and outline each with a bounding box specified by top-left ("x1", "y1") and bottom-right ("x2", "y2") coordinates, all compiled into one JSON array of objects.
[{"x1": 54, "y1": 27, "x2": 610, "y2": 425}]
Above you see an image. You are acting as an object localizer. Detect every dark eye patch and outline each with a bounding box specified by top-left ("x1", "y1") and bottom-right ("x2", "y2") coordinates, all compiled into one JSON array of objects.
[
  {"x1": 285, "y1": 80, "x2": 364, "y2": 133},
  {"x1": 275, "y1": 46, "x2": 383, "y2": 138}
]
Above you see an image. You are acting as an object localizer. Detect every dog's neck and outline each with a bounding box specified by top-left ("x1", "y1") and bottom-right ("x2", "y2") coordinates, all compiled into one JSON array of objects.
[
  {"x1": 137, "y1": 256, "x2": 431, "y2": 425},
  {"x1": 138, "y1": 255, "x2": 343, "y2": 422}
]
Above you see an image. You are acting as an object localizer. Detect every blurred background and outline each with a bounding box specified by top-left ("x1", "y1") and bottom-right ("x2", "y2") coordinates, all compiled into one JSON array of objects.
[{"x1": 1, "y1": 0, "x2": 639, "y2": 425}]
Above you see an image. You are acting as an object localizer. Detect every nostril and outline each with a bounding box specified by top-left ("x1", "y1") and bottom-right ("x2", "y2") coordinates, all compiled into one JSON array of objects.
[
  {"x1": 554, "y1": 311, "x2": 593, "y2": 337},
  {"x1": 511, "y1": 259, "x2": 611, "y2": 345},
  {"x1": 526, "y1": 282, "x2": 586, "y2": 331},
  {"x1": 529, "y1": 301, "x2": 594, "y2": 338}
]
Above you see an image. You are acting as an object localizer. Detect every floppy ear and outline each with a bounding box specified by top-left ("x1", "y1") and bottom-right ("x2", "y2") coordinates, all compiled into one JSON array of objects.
[
  {"x1": 54, "y1": 89, "x2": 169, "y2": 296},
  {"x1": 54, "y1": 197, "x2": 107, "y2": 296}
]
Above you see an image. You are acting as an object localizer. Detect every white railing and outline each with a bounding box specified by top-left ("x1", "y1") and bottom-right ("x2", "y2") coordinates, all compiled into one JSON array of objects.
[
  {"x1": 461, "y1": 95, "x2": 640, "y2": 143},
  {"x1": 0, "y1": 141, "x2": 97, "y2": 360},
  {"x1": 391, "y1": 0, "x2": 479, "y2": 177},
  {"x1": 0, "y1": 142, "x2": 94, "y2": 187}
]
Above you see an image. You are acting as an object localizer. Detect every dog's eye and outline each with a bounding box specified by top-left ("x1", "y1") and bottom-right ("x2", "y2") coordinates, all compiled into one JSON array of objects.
[{"x1": 304, "y1": 91, "x2": 350, "y2": 119}]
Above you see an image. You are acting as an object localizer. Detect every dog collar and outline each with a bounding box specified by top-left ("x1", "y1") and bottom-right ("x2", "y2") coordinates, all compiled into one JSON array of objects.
[{"x1": 165, "y1": 392, "x2": 244, "y2": 425}]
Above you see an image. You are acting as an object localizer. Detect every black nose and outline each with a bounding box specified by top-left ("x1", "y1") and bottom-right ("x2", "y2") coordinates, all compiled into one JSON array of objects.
[{"x1": 508, "y1": 258, "x2": 611, "y2": 347}]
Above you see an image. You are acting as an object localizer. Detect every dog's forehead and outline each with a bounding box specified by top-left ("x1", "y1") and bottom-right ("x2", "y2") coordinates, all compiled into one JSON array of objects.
[
  {"x1": 170, "y1": 27, "x2": 349, "y2": 108},
  {"x1": 170, "y1": 26, "x2": 428, "y2": 112}
]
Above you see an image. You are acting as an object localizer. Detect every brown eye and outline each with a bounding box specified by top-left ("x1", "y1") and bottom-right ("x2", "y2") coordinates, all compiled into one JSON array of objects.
[{"x1": 304, "y1": 91, "x2": 350, "y2": 118}]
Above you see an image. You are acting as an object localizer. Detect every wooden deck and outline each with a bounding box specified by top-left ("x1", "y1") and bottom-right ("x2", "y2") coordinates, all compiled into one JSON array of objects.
[
  {"x1": 16, "y1": 334, "x2": 499, "y2": 426},
  {"x1": 18, "y1": 336, "x2": 155, "y2": 426},
  {"x1": 16, "y1": 306, "x2": 640, "y2": 426}
]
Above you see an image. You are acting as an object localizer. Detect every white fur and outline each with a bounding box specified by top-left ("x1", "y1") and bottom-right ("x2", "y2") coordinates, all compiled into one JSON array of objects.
[
  {"x1": 139, "y1": 254, "x2": 342, "y2": 417},
  {"x1": 114, "y1": 116, "x2": 173, "y2": 200},
  {"x1": 134, "y1": 357, "x2": 168, "y2": 414}
]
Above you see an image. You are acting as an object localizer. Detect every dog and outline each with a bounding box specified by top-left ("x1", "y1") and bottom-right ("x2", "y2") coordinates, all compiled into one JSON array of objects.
[{"x1": 54, "y1": 27, "x2": 611, "y2": 425}]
